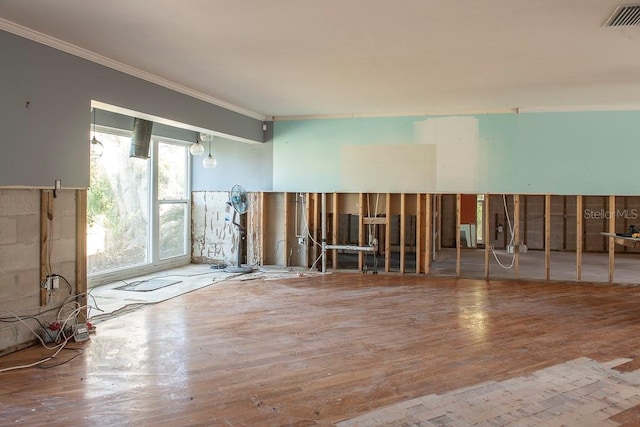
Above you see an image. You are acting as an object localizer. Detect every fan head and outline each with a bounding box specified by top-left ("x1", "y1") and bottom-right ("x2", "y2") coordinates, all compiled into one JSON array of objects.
[{"x1": 229, "y1": 184, "x2": 249, "y2": 214}]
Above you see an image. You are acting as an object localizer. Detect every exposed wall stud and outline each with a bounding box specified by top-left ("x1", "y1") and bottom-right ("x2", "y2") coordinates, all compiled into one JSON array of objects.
[
  {"x1": 514, "y1": 194, "x2": 520, "y2": 279},
  {"x1": 400, "y1": 193, "x2": 406, "y2": 274},
  {"x1": 385, "y1": 194, "x2": 391, "y2": 272},
  {"x1": 484, "y1": 194, "x2": 490, "y2": 280},
  {"x1": 576, "y1": 195, "x2": 583, "y2": 282},
  {"x1": 40, "y1": 190, "x2": 53, "y2": 306},
  {"x1": 608, "y1": 195, "x2": 616, "y2": 283},
  {"x1": 456, "y1": 194, "x2": 461, "y2": 277},
  {"x1": 358, "y1": 193, "x2": 365, "y2": 271},
  {"x1": 259, "y1": 192, "x2": 266, "y2": 266},
  {"x1": 76, "y1": 190, "x2": 87, "y2": 321},
  {"x1": 545, "y1": 194, "x2": 551, "y2": 281},
  {"x1": 332, "y1": 193, "x2": 339, "y2": 270},
  {"x1": 416, "y1": 194, "x2": 423, "y2": 274},
  {"x1": 284, "y1": 192, "x2": 290, "y2": 267},
  {"x1": 425, "y1": 194, "x2": 432, "y2": 274}
]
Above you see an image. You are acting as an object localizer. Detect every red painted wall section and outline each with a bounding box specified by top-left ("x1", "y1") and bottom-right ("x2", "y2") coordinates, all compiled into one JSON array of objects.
[{"x1": 460, "y1": 194, "x2": 477, "y2": 224}]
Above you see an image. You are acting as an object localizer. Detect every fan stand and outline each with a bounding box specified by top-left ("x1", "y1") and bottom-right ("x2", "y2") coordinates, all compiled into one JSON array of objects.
[{"x1": 224, "y1": 210, "x2": 253, "y2": 274}]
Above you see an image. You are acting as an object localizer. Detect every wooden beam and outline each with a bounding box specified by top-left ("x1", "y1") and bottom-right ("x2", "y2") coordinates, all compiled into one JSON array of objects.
[
  {"x1": 312, "y1": 193, "x2": 319, "y2": 269},
  {"x1": 332, "y1": 193, "x2": 339, "y2": 270},
  {"x1": 358, "y1": 193, "x2": 364, "y2": 272},
  {"x1": 76, "y1": 189, "x2": 88, "y2": 322},
  {"x1": 514, "y1": 194, "x2": 520, "y2": 279},
  {"x1": 576, "y1": 195, "x2": 583, "y2": 283},
  {"x1": 363, "y1": 217, "x2": 387, "y2": 225},
  {"x1": 456, "y1": 194, "x2": 461, "y2": 277},
  {"x1": 400, "y1": 193, "x2": 406, "y2": 274},
  {"x1": 608, "y1": 195, "x2": 616, "y2": 283},
  {"x1": 416, "y1": 194, "x2": 423, "y2": 274},
  {"x1": 484, "y1": 194, "x2": 490, "y2": 280},
  {"x1": 259, "y1": 192, "x2": 266, "y2": 266},
  {"x1": 425, "y1": 194, "x2": 432, "y2": 275},
  {"x1": 602, "y1": 232, "x2": 640, "y2": 248},
  {"x1": 385, "y1": 193, "x2": 391, "y2": 272},
  {"x1": 284, "y1": 193, "x2": 290, "y2": 267},
  {"x1": 545, "y1": 194, "x2": 551, "y2": 281},
  {"x1": 40, "y1": 190, "x2": 53, "y2": 306},
  {"x1": 305, "y1": 192, "x2": 311, "y2": 268},
  {"x1": 523, "y1": 195, "x2": 528, "y2": 245},
  {"x1": 562, "y1": 196, "x2": 567, "y2": 250},
  {"x1": 436, "y1": 194, "x2": 442, "y2": 251}
]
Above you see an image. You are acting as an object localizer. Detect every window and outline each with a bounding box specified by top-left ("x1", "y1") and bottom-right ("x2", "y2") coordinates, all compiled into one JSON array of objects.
[
  {"x1": 157, "y1": 141, "x2": 189, "y2": 260},
  {"x1": 88, "y1": 127, "x2": 190, "y2": 284}
]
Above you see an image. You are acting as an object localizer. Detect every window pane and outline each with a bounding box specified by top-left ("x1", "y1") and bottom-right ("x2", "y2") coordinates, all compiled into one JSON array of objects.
[
  {"x1": 158, "y1": 142, "x2": 187, "y2": 200},
  {"x1": 88, "y1": 131, "x2": 150, "y2": 274},
  {"x1": 159, "y1": 203, "x2": 187, "y2": 259}
]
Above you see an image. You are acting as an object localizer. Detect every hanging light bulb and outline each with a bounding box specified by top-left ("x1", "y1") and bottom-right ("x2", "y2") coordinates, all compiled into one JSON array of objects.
[
  {"x1": 202, "y1": 137, "x2": 217, "y2": 168},
  {"x1": 90, "y1": 108, "x2": 104, "y2": 158},
  {"x1": 189, "y1": 133, "x2": 205, "y2": 156}
]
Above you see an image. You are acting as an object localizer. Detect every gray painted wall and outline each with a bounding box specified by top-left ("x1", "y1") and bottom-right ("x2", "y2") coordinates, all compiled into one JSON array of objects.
[
  {"x1": 0, "y1": 30, "x2": 266, "y2": 188},
  {"x1": 191, "y1": 123, "x2": 274, "y2": 192}
]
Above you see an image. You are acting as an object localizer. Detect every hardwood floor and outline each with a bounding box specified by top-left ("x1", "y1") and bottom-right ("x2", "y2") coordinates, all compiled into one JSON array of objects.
[{"x1": 3, "y1": 274, "x2": 640, "y2": 426}]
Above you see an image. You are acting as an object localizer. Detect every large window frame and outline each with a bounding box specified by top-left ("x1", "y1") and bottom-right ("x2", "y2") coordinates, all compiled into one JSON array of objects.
[{"x1": 88, "y1": 126, "x2": 192, "y2": 288}]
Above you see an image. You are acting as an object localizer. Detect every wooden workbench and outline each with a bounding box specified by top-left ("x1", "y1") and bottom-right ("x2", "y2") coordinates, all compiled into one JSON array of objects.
[{"x1": 601, "y1": 232, "x2": 640, "y2": 249}]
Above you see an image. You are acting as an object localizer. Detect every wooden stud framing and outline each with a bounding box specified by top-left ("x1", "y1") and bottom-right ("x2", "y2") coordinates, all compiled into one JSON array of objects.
[
  {"x1": 40, "y1": 190, "x2": 53, "y2": 306},
  {"x1": 608, "y1": 195, "x2": 616, "y2": 283},
  {"x1": 436, "y1": 194, "x2": 442, "y2": 252},
  {"x1": 545, "y1": 194, "x2": 551, "y2": 281},
  {"x1": 514, "y1": 194, "x2": 520, "y2": 279},
  {"x1": 76, "y1": 190, "x2": 87, "y2": 322},
  {"x1": 456, "y1": 194, "x2": 461, "y2": 277},
  {"x1": 358, "y1": 193, "x2": 364, "y2": 271},
  {"x1": 259, "y1": 192, "x2": 267, "y2": 266},
  {"x1": 425, "y1": 194, "x2": 432, "y2": 275},
  {"x1": 312, "y1": 193, "x2": 319, "y2": 268},
  {"x1": 563, "y1": 196, "x2": 568, "y2": 250},
  {"x1": 385, "y1": 193, "x2": 391, "y2": 272},
  {"x1": 576, "y1": 195, "x2": 583, "y2": 282},
  {"x1": 484, "y1": 194, "x2": 490, "y2": 280},
  {"x1": 332, "y1": 192, "x2": 339, "y2": 270},
  {"x1": 283, "y1": 192, "x2": 290, "y2": 267},
  {"x1": 400, "y1": 193, "x2": 406, "y2": 274},
  {"x1": 416, "y1": 194, "x2": 423, "y2": 274},
  {"x1": 305, "y1": 193, "x2": 311, "y2": 267}
]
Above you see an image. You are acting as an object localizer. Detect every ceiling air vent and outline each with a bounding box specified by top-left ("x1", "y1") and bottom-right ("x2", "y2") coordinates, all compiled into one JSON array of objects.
[{"x1": 604, "y1": 4, "x2": 640, "y2": 27}]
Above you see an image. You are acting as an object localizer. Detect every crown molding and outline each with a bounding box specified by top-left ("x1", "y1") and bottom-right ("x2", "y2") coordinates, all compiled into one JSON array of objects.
[{"x1": 0, "y1": 18, "x2": 266, "y2": 121}]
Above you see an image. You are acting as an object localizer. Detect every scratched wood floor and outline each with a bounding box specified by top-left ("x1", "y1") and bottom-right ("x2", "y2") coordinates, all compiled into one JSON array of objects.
[{"x1": 3, "y1": 274, "x2": 640, "y2": 426}]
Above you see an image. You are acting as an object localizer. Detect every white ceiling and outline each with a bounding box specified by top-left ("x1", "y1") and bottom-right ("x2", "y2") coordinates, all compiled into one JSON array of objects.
[{"x1": 1, "y1": 0, "x2": 640, "y2": 120}]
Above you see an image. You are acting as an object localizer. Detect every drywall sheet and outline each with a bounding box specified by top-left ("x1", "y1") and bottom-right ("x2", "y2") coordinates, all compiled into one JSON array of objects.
[
  {"x1": 415, "y1": 116, "x2": 483, "y2": 193},
  {"x1": 273, "y1": 116, "x2": 418, "y2": 192},
  {"x1": 341, "y1": 144, "x2": 436, "y2": 193}
]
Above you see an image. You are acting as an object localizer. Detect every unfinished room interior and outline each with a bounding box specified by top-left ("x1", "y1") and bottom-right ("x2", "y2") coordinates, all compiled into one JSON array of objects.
[{"x1": 5, "y1": 1, "x2": 640, "y2": 425}]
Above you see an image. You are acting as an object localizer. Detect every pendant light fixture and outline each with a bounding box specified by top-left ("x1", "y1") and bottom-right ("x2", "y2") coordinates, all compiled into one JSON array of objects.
[
  {"x1": 202, "y1": 134, "x2": 217, "y2": 168},
  {"x1": 90, "y1": 108, "x2": 104, "y2": 158},
  {"x1": 189, "y1": 133, "x2": 205, "y2": 156}
]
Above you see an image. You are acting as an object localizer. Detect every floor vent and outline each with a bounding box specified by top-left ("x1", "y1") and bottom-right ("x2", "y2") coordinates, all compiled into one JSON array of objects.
[{"x1": 604, "y1": 4, "x2": 640, "y2": 27}]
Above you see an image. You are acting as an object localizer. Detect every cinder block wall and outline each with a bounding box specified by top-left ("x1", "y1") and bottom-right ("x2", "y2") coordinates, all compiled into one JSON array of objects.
[{"x1": 0, "y1": 189, "x2": 77, "y2": 356}]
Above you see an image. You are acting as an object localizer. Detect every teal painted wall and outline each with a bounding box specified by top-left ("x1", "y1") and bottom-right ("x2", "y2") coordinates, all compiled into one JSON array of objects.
[{"x1": 274, "y1": 111, "x2": 640, "y2": 195}]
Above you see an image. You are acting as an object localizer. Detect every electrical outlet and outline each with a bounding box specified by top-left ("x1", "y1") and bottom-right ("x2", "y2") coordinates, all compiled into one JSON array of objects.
[
  {"x1": 298, "y1": 237, "x2": 306, "y2": 245},
  {"x1": 43, "y1": 275, "x2": 60, "y2": 291}
]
